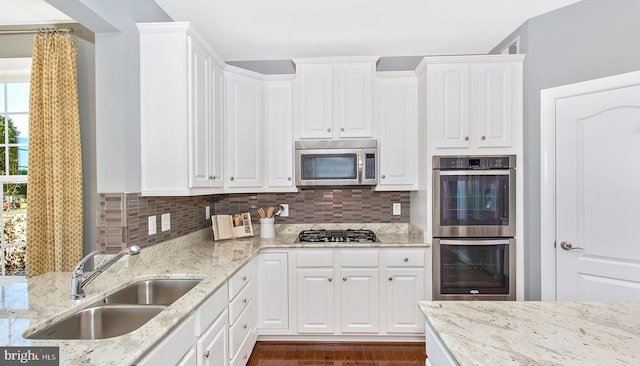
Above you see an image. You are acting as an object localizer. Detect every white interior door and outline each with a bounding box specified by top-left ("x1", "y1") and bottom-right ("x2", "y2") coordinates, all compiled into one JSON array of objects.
[{"x1": 555, "y1": 84, "x2": 640, "y2": 300}]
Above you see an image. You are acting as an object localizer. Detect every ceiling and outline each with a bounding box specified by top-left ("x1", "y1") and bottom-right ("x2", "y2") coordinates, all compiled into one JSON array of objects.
[
  {"x1": 1, "y1": 0, "x2": 582, "y2": 63},
  {"x1": 154, "y1": 0, "x2": 582, "y2": 61}
]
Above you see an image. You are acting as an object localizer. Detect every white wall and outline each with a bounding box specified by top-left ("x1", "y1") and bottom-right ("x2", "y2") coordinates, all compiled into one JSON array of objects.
[{"x1": 491, "y1": 0, "x2": 640, "y2": 300}]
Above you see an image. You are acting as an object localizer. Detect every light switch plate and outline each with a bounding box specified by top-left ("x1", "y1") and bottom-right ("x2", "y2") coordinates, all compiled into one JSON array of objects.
[
  {"x1": 279, "y1": 203, "x2": 289, "y2": 217},
  {"x1": 392, "y1": 203, "x2": 401, "y2": 216},
  {"x1": 148, "y1": 216, "x2": 156, "y2": 235},
  {"x1": 161, "y1": 213, "x2": 170, "y2": 232}
]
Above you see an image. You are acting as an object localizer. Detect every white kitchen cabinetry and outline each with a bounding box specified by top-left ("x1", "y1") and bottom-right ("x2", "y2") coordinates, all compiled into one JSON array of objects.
[
  {"x1": 264, "y1": 77, "x2": 295, "y2": 189},
  {"x1": 228, "y1": 262, "x2": 257, "y2": 366},
  {"x1": 294, "y1": 57, "x2": 378, "y2": 139},
  {"x1": 225, "y1": 66, "x2": 264, "y2": 189},
  {"x1": 376, "y1": 72, "x2": 418, "y2": 189},
  {"x1": 196, "y1": 283, "x2": 229, "y2": 366},
  {"x1": 296, "y1": 250, "x2": 336, "y2": 334},
  {"x1": 340, "y1": 250, "x2": 379, "y2": 334},
  {"x1": 421, "y1": 55, "x2": 524, "y2": 150},
  {"x1": 138, "y1": 22, "x2": 224, "y2": 196},
  {"x1": 384, "y1": 249, "x2": 425, "y2": 334},
  {"x1": 136, "y1": 314, "x2": 197, "y2": 366},
  {"x1": 257, "y1": 252, "x2": 290, "y2": 332}
]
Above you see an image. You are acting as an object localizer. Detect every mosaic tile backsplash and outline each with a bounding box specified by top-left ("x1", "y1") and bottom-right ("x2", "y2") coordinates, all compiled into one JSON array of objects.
[{"x1": 97, "y1": 189, "x2": 410, "y2": 253}]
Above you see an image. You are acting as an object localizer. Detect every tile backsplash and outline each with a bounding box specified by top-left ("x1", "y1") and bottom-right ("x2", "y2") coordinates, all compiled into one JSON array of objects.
[{"x1": 97, "y1": 189, "x2": 410, "y2": 253}]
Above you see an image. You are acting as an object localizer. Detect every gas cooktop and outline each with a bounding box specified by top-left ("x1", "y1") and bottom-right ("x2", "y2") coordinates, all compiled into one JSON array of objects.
[{"x1": 296, "y1": 229, "x2": 378, "y2": 243}]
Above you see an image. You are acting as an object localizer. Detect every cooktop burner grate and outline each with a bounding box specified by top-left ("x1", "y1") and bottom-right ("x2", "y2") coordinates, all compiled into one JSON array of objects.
[{"x1": 297, "y1": 229, "x2": 377, "y2": 243}]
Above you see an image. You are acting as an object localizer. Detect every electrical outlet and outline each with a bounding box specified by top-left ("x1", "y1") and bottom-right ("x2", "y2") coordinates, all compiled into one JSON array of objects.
[
  {"x1": 392, "y1": 203, "x2": 401, "y2": 216},
  {"x1": 205, "y1": 206, "x2": 211, "y2": 220},
  {"x1": 148, "y1": 216, "x2": 156, "y2": 235},
  {"x1": 161, "y1": 213, "x2": 171, "y2": 232},
  {"x1": 279, "y1": 203, "x2": 289, "y2": 217}
]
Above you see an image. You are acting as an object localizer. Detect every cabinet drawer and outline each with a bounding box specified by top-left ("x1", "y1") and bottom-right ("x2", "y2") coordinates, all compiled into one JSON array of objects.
[
  {"x1": 229, "y1": 279, "x2": 254, "y2": 325},
  {"x1": 341, "y1": 249, "x2": 378, "y2": 267},
  {"x1": 229, "y1": 262, "x2": 254, "y2": 300},
  {"x1": 136, "y1": 314, "x2": 196, "y2": 366},
  {"x1": 196, "y1": 282, "x2": 228, "y2": 335},
  {"x1": 297, "y1": 250, "x2": 334, "y2": 267},
  {"x1": 386, "y1": 249, "x2": 425, "y2": 267},
  {"x1": 229, "y1": 302, "x2": 254, "y2": 358},
  {"x1": 230, "y1": 327, "x2": 256, "y2": 366}
]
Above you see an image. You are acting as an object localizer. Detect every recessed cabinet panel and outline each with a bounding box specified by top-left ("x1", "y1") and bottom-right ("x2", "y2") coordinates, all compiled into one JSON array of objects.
[
  {"x1": 386, "y1": 268, "x2": 425, "y2": 334},
  {"x1": 434, "y1": 64, "x2": 470, "y2": 148},
  {"x1": 341, "y1": 268, "x2": 379, "y2": 333},
  {"x1": 257, "y1": 253, "x2": 289, "y2": 330},
  {"x1": 298, "y1": 65, "x2": 334, "y2": 139},
  {"x1": 477, "y1": 63, "x2": 512, "y2": 147},
  {"x1": 297, "y1": 268, "x2": 335, "y2": 333},
  {"x1": 189, "y1": 38, "x2": 212, "y2": 188},
  {"x1": 265, "y1": 81, "x2": 294, "y2": 187},
  {"x1": 339, "y1": 64, "x2": 373, "y2": 138}
]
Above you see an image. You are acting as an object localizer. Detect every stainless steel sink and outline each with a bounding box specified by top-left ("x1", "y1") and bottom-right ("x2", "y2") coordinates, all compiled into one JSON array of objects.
[
  {"x1": 26, "y1": 305, "x2": 166, "y2": 340},
  {"x1": 25, "y1": 278, "x2": 203, "y2": 340},
  {"x1": 101, "y1": 278, "x2": 202, "y2": 306}
]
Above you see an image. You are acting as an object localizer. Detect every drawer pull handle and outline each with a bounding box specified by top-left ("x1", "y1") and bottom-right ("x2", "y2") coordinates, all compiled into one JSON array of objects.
[
  {"x1": 328, "y1": 277, "x2": 333, "y2": 282},
  {"x1": 342, "y1": 277, "x2": 347, "y2": 281},
  {"x1": 404, "y1": 257, "x2": 409, "y2": 262},
  {"x1": 243, "y1": 297, "x2": 248, "y2": 304},
  {"x1": 389, "y1": 276, "x2": 393, "y2": 281},
  {"x1": 243, "y1": 354, "x2": 248, "y2": 360},
  {"x1": 205, "y1": 350, "x2": 210, "y2": 358},
  {"x1": 243, "y1": 323, "x2": 248, "y2": 329},
  {"x1": 242, "y1": 275, "x2": 247, "y2": 281}
]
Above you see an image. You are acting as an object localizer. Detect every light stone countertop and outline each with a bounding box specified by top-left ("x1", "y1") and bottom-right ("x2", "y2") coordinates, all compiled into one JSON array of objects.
[
  {"x1": 0, "y1": 224, "x2": 426, "y2": 366},
  {"x1": 419, "y1": 301, "x2": 640, "y2": 366}
]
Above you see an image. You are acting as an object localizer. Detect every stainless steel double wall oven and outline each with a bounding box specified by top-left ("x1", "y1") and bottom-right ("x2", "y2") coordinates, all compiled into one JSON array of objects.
[{"x1": 432, "y1": 155, "x2": 516, "y2": 300}]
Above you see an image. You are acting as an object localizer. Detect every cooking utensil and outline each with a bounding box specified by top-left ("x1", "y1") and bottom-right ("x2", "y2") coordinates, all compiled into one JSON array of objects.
[
  {"x1": 257, "y1": 208, "x2": 266, "y2": 219},
  {"x1": 266, "y1": 207, "x2": 275, "y2": 218}
]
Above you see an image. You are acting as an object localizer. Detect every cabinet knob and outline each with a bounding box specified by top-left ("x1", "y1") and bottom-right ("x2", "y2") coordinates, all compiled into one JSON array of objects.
[
  {"x1": 464, "y1": 136, "x2": 469, "y2": 141},
  {"x1": 342, "y1": 277, "x2": 347, "y2": 282},
  {"x1": 208, "y1": 175, "x2": 213, "y2": 180},
  {"x1": 381, "y1": 175, "x2": 386, "y2": 179},
  {"x1": 243, "y1": 297, "x2": 248, "y2": 304},
  {"x1": 243, "y1": 354, "x2": 248, "y2": 360},
  {"x1": 481, "y1": 135, "x2": 486, "y2": 140},
  {"x1": 287, "y1": 177, "x2": 292, "y2": 181},
  {"x1": 204, "y1": 350, "x2": 210, "y2": 358},
  {"x1": 340, "y1": 127, "x2": 344, "y2": 132},
  {"x1": 388, "y1": 276, "x2": 393, "y2": 281},
  {"x1": 242, "y1": 275, "x2": 247, "y2": 281},
  {"x1": 230, "y1": 176, "x2": 235, "y2": 181},
  {"x1": 404, "y1": 257, "x2": 409, "y2": 262},
  {"x1": 243, "y1": 323, "x2": 248, "y2": 330},
  {"x1": 328, "y1": 277, "x2": 333, "y2": 282},
  {"x1": 327, "y1": 128, "x2": 332, "y2": 132}
]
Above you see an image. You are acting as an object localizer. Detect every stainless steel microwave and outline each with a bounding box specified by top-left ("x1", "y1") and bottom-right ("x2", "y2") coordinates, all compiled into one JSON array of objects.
[{"x1": 295, "y1": 139, "x2": 378, "y2": 187}]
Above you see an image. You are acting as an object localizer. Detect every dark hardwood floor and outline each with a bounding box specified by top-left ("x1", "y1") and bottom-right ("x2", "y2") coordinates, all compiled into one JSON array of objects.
[{"x1": 247, "y1": 341, "x2": 427, "y2": 365}]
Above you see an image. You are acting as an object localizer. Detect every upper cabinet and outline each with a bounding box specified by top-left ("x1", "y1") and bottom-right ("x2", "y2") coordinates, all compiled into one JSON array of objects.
[
  {"x1": 225, "y1": 67, "x2": 264, "y2": 189},
  {"x1": 264, "y1": 77, "x2": 295, "y2": 189},
  {"x1": 294, "y1": 57, "x2": 378, "y2": 139},
  {"x1": 376, "y1": 72, "x2": 418, "y2": 190},
  {"x1": 418, "y1": 55, "x2": 524, "y2": 151},
  {"x1": 138, "y1": 22, "x2": 225, "y2": 196}
]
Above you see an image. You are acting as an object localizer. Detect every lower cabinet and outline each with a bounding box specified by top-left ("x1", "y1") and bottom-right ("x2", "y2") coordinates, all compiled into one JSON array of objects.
[
  {"x1": 228, "y1": 261, "x2": 257, "y2": 366},
  {"x1": 196, "y1": 310, "x2": 228, "y2": 366},
  {"x1": 385, "y1": 249, "x2": 426, "y2": 334},
  {"x1": 257, "y1": 252, "x2": 289, "y2": 331},
  {"x1": 297, "y1": 267, "x2": 336, "y2": 333}
]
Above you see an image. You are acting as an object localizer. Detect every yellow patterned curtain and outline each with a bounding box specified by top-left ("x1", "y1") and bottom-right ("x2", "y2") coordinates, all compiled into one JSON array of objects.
[{"x1": 26, "y1": 32, "x2": 83, "y2": 277}]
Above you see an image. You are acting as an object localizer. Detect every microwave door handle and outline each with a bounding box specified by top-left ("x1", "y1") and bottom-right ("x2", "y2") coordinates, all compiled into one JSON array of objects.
[{"x1": 357, "y1": 150, "x2": 363, "y2": 183}]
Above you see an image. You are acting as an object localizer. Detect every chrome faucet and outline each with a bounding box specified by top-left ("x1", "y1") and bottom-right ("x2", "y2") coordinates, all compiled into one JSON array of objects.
[{"x1": 70, "y1": 245, "x2": 141, "y2": 300}]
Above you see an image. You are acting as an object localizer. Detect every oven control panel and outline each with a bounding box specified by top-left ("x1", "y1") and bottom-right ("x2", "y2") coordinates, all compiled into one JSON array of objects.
[{"x1": 434, "y1": 155, "x2": 516, "y2": 170}]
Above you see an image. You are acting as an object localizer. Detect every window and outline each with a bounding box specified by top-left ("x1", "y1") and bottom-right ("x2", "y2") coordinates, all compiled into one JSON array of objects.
[{"x1": 0, "y1": 58, "x2": 30, "y2": 281}]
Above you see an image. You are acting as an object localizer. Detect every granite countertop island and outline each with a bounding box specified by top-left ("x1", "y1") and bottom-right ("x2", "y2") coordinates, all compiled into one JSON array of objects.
[
  {"x1": 419, "y1": 301, "x2": 640, "y2": 366},
  {"x1": 0, "y1": 224, "x2": 426, "y2": 365}
]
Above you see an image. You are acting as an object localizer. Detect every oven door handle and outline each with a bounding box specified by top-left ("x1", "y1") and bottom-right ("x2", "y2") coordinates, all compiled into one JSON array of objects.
[
  {"x1": 436, "y1": 239, "x2": 513, "y2": 245},
  {"x1": 437, "y1": 170, "x2": 511, "y2": 176}
]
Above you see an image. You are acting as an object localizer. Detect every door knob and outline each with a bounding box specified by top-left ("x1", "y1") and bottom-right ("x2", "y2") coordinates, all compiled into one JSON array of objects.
[{"x1": 560, "y1": 241, "x2": 584, "y2": 251}]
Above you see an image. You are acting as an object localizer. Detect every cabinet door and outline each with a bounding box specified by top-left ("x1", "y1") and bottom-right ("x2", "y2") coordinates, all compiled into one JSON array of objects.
[
  {"x1": 378, "y1": 74, "x2": 417, "y2": 187},
  {"x1": 265, "y1": 80, "x2": 294, "y2": 187},
  {"x1": 188, "y1": 37, "x2": 213, "y2": 188},
  {"x1": 338, "y1": 63, "x2": 374, "y2": 138},
  {"x1": 225, "y1": 71, "x2": 263, "y2": 187},
  {"x1": 210, "y1": 63, "x2": 225, "y2": 187},
  {"x1": 476, "y1": 62, "x2": 513, "y2": 148},
  {"x1": 258, "y1": 253, "x2": 289, "y2": 330},
  {"x1": 433, "y1": 64, "x2": 471, "y2": 148},
  {"x1": 340, "y1": 268, "x2": 379, "y2": 333},
  {"x1": 385, "y1": 268, "x2": 425, "y2": 333},
  {"x1": 196, "y1": 312, "x2": 228, "y2": 366},
  {"x1": 296, "y1": 268, "x2": 335, "y2": 333},
  {"x1": 297, "y1": 64, "x2": 334, "y2": 139}
]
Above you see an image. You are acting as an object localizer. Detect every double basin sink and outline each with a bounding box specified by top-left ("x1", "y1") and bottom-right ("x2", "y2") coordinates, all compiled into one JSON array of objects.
[{"x1": 25, "y1": 278, "x2": 202, "y2": 340}]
